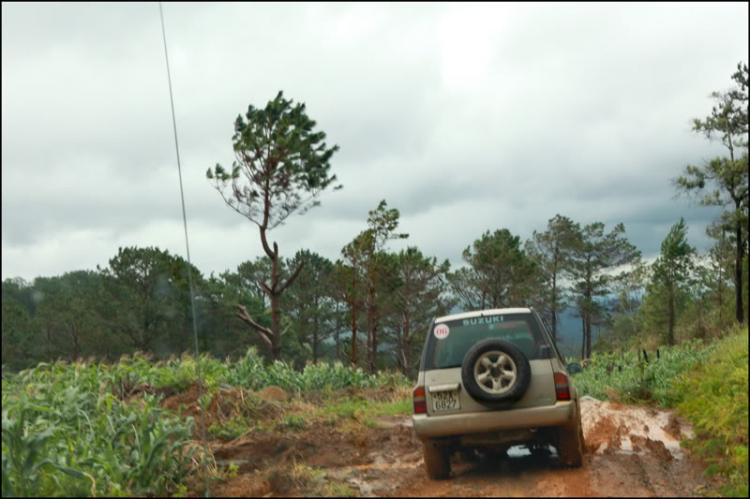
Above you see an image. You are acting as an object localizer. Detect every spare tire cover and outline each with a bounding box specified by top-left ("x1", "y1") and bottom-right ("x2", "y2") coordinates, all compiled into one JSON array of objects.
[{"x1": 461, "y1": 338, "x2": 532, "y2": 404}]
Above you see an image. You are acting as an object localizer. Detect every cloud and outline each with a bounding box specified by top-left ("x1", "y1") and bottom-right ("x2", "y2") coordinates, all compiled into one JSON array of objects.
[{"x1": 2, "y1": 2, "x2": 747, "y2": 281}]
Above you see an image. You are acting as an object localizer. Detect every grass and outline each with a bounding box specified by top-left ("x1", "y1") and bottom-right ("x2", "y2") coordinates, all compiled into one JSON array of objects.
[
  {"x1": 316, "y1": 398, "x2": 411, "y2": 420},
  {"x1": 574, "y1": 325, "x2": 748, "y2": 497},
  {"x1": 572, "y1": 338, "x2": 720, "y2": 405},
  {"x1": 207, "y1": 416, "x2": 253, "y2": 440},
  {"x1": 267, "y1": 462, "x2": 359, "y2": 497},
  {"x1": 277, "y1": 414, "x2": 307, "y2": 432},
  {"x1": 670, "y1": 330, "x2": 748, "y2": 497}
]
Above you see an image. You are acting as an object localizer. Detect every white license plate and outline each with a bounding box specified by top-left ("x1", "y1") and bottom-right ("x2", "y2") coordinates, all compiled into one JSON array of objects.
[{"x1": 432, "y1": 390, "x2": 460, "y2": 412}]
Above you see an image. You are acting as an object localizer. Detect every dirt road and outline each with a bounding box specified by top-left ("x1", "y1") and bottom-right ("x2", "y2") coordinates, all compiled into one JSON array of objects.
[{"x1": 185, "y1": 390, "x2": 714, "y2": 497}]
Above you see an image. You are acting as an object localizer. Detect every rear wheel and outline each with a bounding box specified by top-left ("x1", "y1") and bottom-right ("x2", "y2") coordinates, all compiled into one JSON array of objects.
[
  {"x1": 459, "y1": 448, "x2": 480, "y2": 463},
  {"x1": 423, "y1": 440, "x2": 451, "y2": 479},
  {"x1": 528, "y1": 443, "x2": 553, "y2": 458}
]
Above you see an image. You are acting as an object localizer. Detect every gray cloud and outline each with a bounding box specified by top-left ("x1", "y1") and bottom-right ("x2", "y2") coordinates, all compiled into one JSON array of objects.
[{"x1": 2, "y1": 2, "x2": 747, "y2": 281}]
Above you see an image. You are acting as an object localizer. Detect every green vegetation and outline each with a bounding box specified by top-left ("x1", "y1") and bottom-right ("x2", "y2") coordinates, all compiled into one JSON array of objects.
[
  {"x1": 278, "y1": 414, "x2": 307, "y2": 432},
  {"x1": 1, "y1": 363, "x2": 196, "y2": 497},
  {"x1": 574, "y1": 326, "x2": 748, "y2": 496},
  {"x1": 270, "y1": 462, "x2": 359, "y2": 497},
  {"x1": 207, "y1": 416, "x2": 252, "y2": 440},
  {"x1": 1, "y1": 350, "x2": 410, "y2": 497},
  {"x1": 672, "y1": 330, "x2": 748, "y2": 497},
  {"x1": 207, "y1": 90, "x2": 341, "y2": 361},
  {"x1": 573, "y1": 339, "x2": 720, "y2": 406},
  {"x1": 316, "y1": 397, "x2": 411, "y2": 420}
]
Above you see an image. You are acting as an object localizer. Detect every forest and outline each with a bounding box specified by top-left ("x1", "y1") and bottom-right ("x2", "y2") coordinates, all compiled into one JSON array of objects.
[{"x1": 2, "y1": 64, "x2": 748, "y2": 378}]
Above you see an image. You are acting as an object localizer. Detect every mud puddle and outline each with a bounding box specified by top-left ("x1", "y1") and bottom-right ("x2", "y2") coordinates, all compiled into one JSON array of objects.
[
  {"x1": 385, "y1": 397, "x2": 712, "y2": 497},
  {"x1": 580, "y1": 395, "x2": 694, "y2": 460},
  {"x1": 181, "y1": 389, "x2": 713, "y2": 497}
]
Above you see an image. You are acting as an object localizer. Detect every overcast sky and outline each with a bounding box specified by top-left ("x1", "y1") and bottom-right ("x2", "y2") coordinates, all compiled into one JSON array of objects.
[{"x1": 2, "y1": 2, "x2": 748, "y2": 282}]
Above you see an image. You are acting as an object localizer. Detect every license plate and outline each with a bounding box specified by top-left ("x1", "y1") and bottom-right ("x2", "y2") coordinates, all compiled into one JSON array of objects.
[{"x1": 432, "y1": 390, "x2": 460, "y2": 412}]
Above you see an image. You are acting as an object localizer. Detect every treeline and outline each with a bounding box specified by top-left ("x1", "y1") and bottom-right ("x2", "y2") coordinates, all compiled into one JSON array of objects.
[
  {"x1": 0, "y1": 209, "x2": 619, "y2": 372},
  {"x1": 2, "y1": 63, "x2": 747, "y2": 375},
  {"x1": 2, "y1": 207, "x2": 745, "y2": 375}
]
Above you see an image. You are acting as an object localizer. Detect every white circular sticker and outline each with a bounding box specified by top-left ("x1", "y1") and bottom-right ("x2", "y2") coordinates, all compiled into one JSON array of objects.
[{"x1": 434, "y1": 324, "x2": 450, "y2": 340}]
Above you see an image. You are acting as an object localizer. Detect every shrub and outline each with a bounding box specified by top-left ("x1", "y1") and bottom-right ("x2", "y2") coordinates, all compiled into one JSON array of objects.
[{"x1": 572, "y1": 339, "x2": 718, "y2": 405}]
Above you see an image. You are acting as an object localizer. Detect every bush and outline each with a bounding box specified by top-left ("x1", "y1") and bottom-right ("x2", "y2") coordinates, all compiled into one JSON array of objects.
[{"x1": 572, "y1": 339, "x2": 718, "y2": 405}]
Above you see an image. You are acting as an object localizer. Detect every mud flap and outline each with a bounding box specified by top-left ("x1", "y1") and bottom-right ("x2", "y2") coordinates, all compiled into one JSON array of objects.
[{"x1": 423, "y1": 440, "x2": 451, "y2": 479}]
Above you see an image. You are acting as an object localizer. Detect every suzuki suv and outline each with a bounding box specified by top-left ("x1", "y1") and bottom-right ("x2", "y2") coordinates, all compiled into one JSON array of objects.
[{"x1": 412, "y1": 307, "x2": 584, "y2": 479}]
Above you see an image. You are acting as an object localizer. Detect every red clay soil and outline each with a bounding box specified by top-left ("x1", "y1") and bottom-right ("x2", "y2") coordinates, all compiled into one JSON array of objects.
[
  {"x1": 662, "y1": 413, "x2": 683, "y2": 441},
  {"x1": 162, "y1": 386, "x2": 714, "y2": 497}
]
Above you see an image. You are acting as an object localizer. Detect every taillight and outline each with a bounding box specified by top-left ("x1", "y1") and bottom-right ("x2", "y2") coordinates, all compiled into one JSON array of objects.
[
  {"x1": 413, "y1": 385, "x2": 427, "y2": 414},
  {"x1": 554, "y1": 372, "x2": 570, "y2": 401}
]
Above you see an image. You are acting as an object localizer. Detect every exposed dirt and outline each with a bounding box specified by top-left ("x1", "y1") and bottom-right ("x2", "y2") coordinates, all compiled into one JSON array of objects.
[
  {"x1": 385, "y1": 397, "x2": 712, "y2": 498},
  {"x1": 165, "y1": 387, "x2": 714, "y2": 497}
]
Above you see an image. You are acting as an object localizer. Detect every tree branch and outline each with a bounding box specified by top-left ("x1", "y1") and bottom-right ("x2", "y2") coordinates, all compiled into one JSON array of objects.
[
  {"x1": 278, "y1": 261, "x2": 305, "y2": 295},
  {"x1": 235, "y1": 303, "x2": 274, "y2": 348}
]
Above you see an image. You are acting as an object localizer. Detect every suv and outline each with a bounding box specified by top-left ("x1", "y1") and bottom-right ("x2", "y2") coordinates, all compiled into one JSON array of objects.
[{"x1": 411, "y1": 307, "x2": 584, "y2": 479}]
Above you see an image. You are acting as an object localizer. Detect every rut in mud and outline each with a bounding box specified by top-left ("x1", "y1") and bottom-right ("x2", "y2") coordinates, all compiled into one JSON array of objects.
[
  {"x1": 386, "y1": 397, "x2": 713, "y2": 498},
  {"x1": 170, "y1": 386, "x2": 714, "y2": 497}
]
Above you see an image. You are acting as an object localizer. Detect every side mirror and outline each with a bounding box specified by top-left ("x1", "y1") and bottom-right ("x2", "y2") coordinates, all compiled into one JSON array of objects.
[{"x1": 568, "y1": 362, "x2": 582, "y2": 374}]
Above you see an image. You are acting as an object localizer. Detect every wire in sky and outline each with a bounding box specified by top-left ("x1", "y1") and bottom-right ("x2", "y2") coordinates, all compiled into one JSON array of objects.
[{"x1": 158, "y1": 3, "x2": 210, "y2": 496}]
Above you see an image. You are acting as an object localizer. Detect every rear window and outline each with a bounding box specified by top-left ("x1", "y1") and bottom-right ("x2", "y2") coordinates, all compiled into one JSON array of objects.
[{"x1": 425, "y1": 313, "x2": 541, "y2": 370}]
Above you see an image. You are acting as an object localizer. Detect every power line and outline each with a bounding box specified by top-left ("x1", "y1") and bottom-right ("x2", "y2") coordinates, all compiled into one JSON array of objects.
[{"x1": 158, "y1": 3, "x2": 210, "y2": 496}]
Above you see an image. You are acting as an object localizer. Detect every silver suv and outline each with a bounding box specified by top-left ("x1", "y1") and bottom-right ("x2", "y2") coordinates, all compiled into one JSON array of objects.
[{"x1": 411, "y1": 307, "x2": 584, "y2": 479}]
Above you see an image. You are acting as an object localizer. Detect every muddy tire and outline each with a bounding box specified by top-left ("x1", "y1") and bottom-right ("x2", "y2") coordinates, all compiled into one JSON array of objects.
[
  {"x1": 558, "y1": 422, "x2": 584, "y2": 467},
  {"x1": 459, "y1": 448, "x2": 480, "y2": 463},
  {"x1": 423, "y1": 440, "x2": 451, "y2": 479},
  {"x1": 461, "y1": 339, "x2": 531, "y2": 404},
  {"x1": 528, "y1": 443, "x2": 552, "y2": 458}
]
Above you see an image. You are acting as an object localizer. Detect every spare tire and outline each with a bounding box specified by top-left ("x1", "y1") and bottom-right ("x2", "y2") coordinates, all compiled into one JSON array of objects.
[{"x1": 461, "y1": 339, "x2": 531, "y2": 404}]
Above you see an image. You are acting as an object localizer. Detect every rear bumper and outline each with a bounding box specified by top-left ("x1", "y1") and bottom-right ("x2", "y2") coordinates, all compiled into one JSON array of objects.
[{"x1": 412, "y1": 400, "x2": 577, "y2": 440}]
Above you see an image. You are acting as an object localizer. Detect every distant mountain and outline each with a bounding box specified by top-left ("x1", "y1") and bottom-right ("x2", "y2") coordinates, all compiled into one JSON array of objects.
[{"x1": 554, "y1": 308, "x2": 584, "y2": 358}]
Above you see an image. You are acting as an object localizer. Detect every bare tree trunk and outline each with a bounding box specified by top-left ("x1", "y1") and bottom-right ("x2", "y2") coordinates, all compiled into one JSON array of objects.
[
  {"x1": 551, "y1": 273, "x2": 557, "y2": 342},
  {"x1": 718, "y1": 230, "x2": 723, "y2": 319},
  {"x1": 269, "y1": 291, "x2": 282, "y2": 360},
  {"x1": 71, "y1": 325, "x2": 80, "y2": 360},
  {"x1": 668, "y1": 281, "x2": 675, "y2": 346},
  {"x1": 350, "y1": 305, "x2": 358, "y2": 366},
  {"x1": 312, "y1": 313, "x2": 319, "y2": 364},
  {"x1": 366, "y1": 279, "x2": 378, "y2": 373},
  {"x1": 335, "y1": 304, "x2": 341, "y2": 361},
  {"x1": 369, "y1": 321, "x2": 379, "y2": 373},
  {"x1": 403, "y1": 306, "x2": 411, "y2": 377},
  {"x1": 585, "y1": 313, "x2": 592, "y2": 359},
  {"x1": 403, "y1": 336, "x2": 411, "y2": 377},
  {"x1": 580, "y1": 315, "x2": 586, "y2": 359},
  {"x1": 735, "y1": 209, "x2": 745, "y2": 324}
]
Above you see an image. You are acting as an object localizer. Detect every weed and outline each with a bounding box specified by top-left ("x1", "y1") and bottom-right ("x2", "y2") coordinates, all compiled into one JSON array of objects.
[
  {"x1": 207, "y1": 417, "x2": 252, "y2": 440},
  {"x1": 277, "y1": 414, "x2": 306, "y2": 432},
  {"x1": 363, "y1": 418, "x2": 382, "y2": 428}
]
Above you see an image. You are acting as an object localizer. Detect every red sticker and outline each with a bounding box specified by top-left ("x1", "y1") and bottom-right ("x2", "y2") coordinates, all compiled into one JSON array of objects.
[{"x1": 434, "y1": 324, "x2": 450, "y2": 340}]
